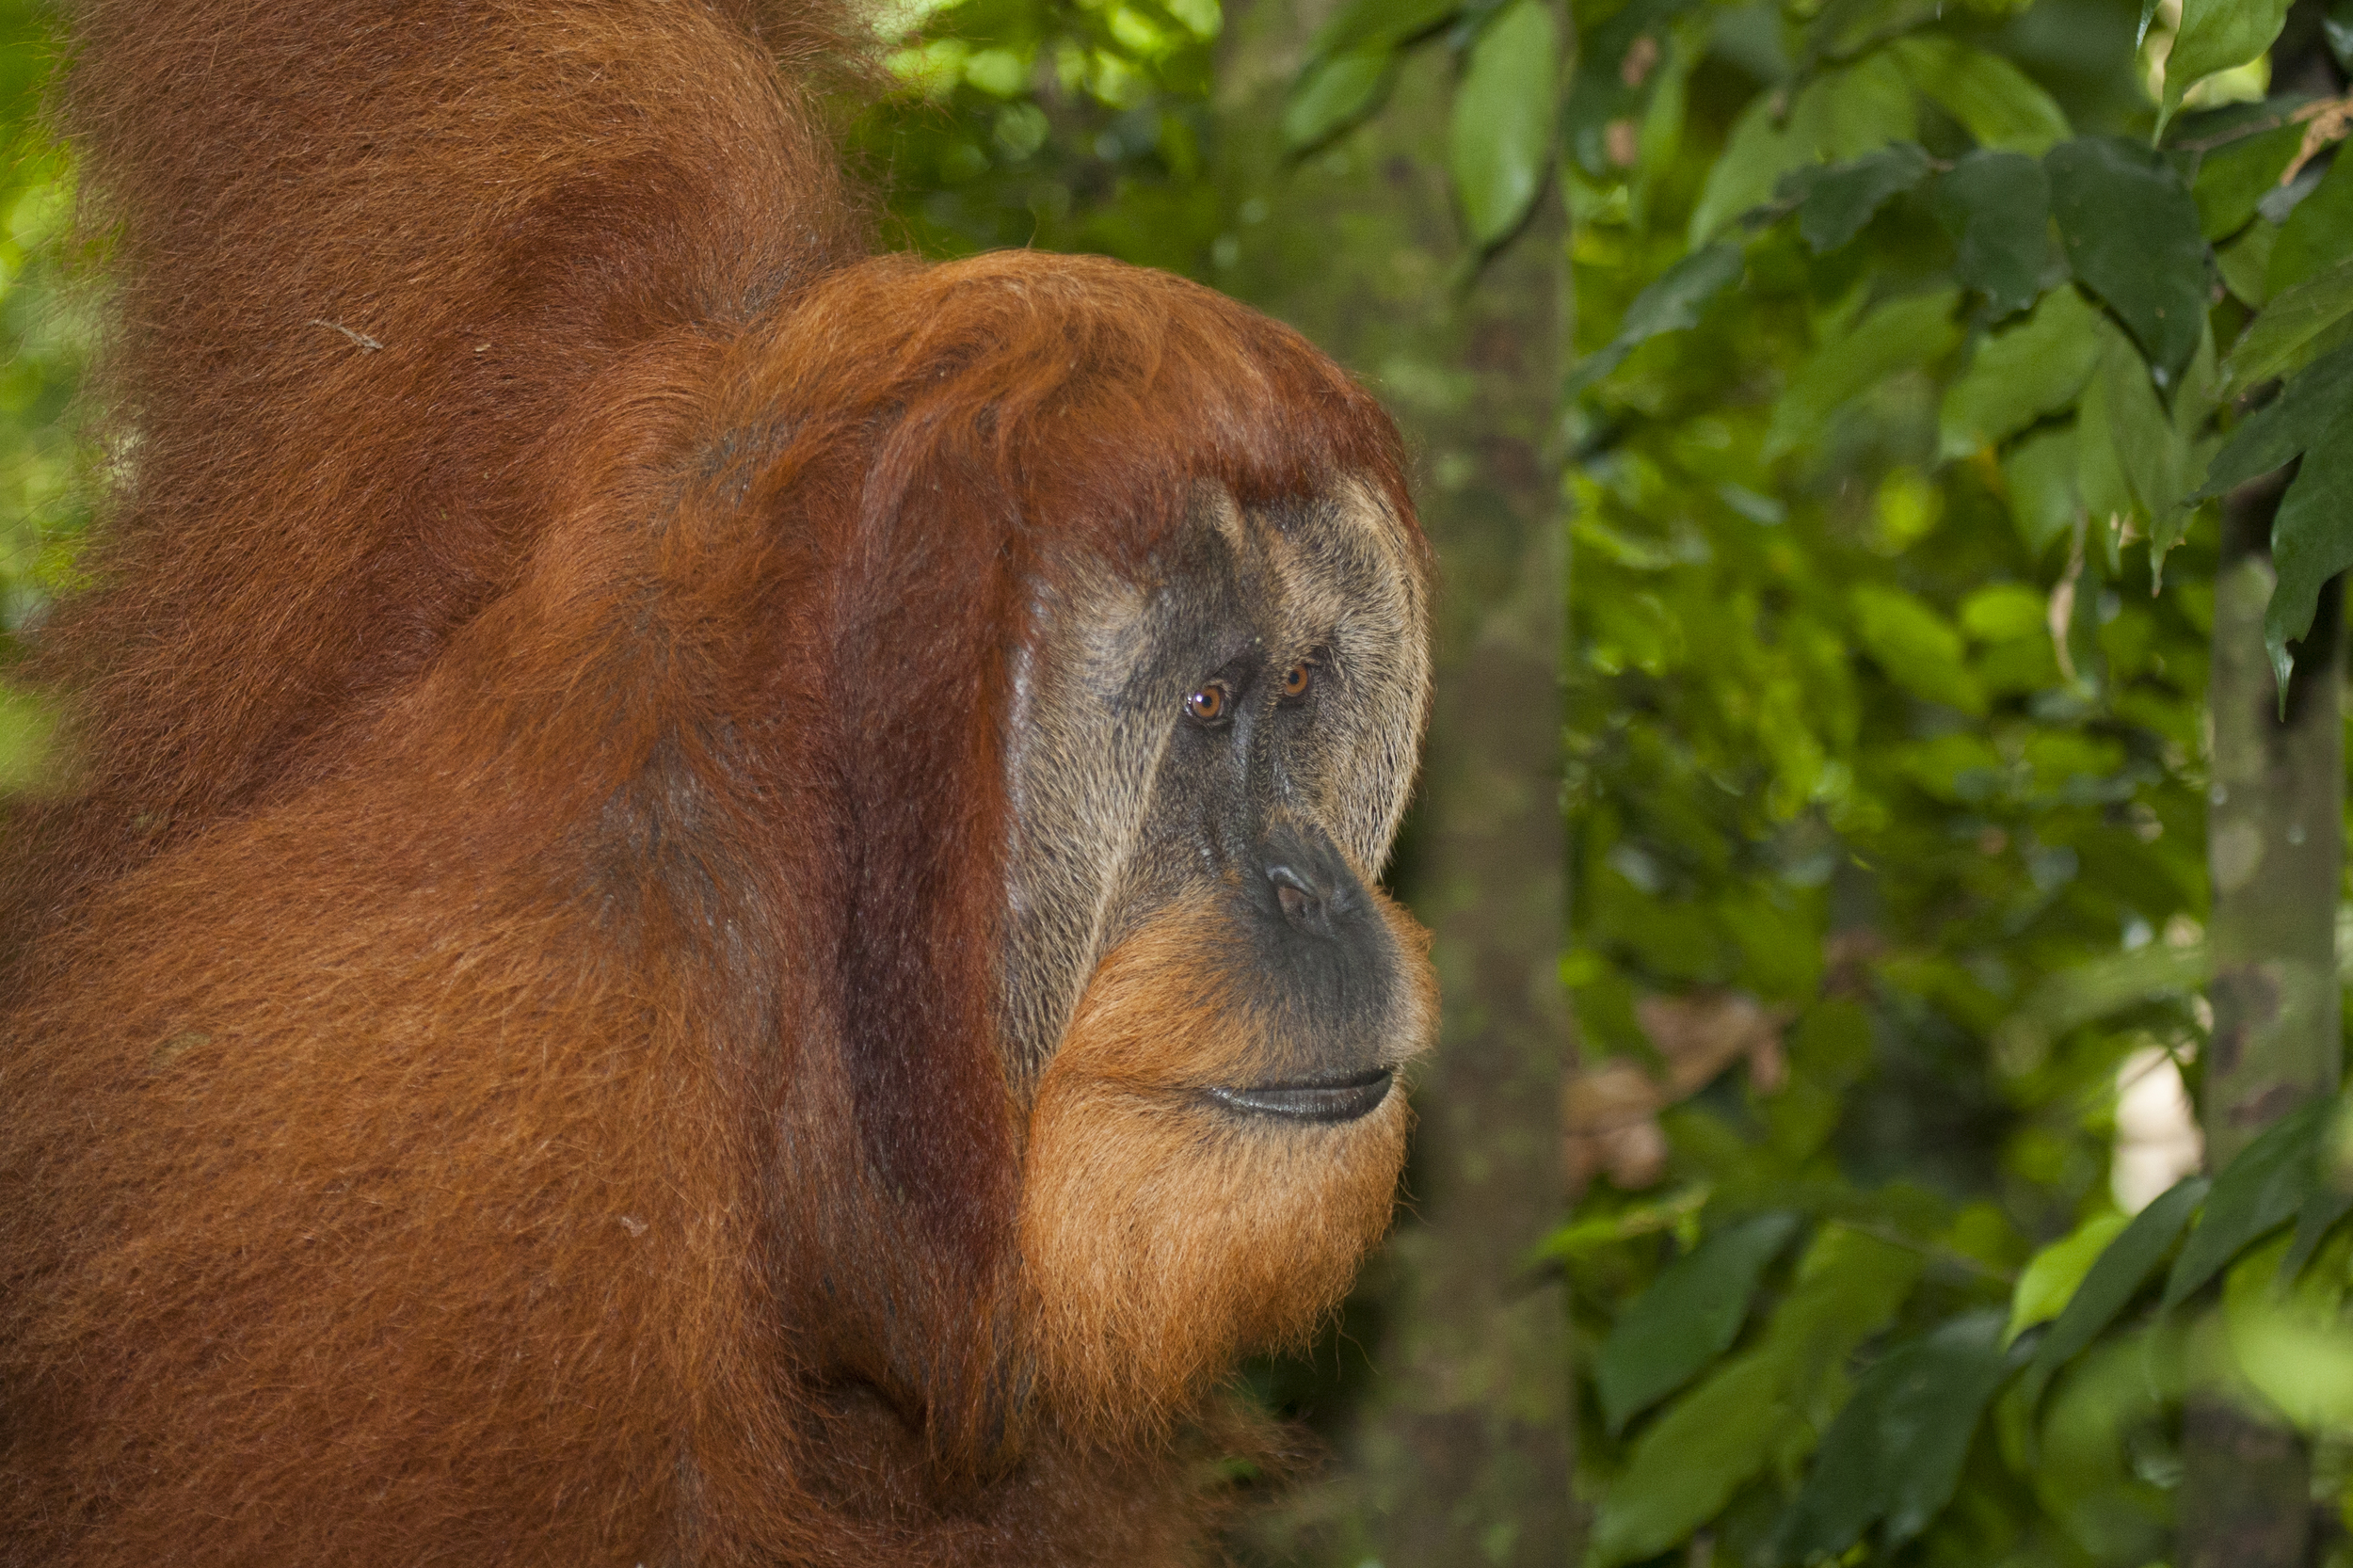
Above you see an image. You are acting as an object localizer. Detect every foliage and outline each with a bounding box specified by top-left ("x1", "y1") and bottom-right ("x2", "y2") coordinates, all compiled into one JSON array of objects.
[{"x1": 1513, "y1": 0, "x2": 2353, "y2": 1560}]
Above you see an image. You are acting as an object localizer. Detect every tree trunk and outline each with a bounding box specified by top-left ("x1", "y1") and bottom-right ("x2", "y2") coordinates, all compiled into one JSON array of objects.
[
  {"x1": 2180, "y1": 483, "x2": 2344, "y2": 1568},
  {"x1": 1214, "y1": 11, "x2": 1576, "y2": 1566}
]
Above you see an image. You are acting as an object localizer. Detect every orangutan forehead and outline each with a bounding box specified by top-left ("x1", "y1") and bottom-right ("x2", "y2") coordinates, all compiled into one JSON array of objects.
[{"x1": 1187, "y1": 480, "x2": 1423, "y2": 644}]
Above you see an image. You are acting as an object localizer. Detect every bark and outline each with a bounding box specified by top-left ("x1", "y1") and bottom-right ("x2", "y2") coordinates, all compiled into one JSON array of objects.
[
  {"x1": 1213, "y1": 10, "x2": 1576, "y2": 1565},
  {"x1": 2180, "y1": 484, "x2": 2344, "y2": 1568}
]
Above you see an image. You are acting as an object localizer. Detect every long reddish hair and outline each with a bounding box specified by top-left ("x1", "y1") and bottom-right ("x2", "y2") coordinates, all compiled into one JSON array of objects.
[{"x1": 0, "y1": 2, "x2": 1419, "y2": 1560}]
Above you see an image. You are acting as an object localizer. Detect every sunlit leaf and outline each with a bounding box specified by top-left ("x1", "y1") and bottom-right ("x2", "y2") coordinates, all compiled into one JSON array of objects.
[
  {"x1": 1449, "y1": 0, "x2": 1558, "y2": 247},
  {"x1": 2008, "y1": 1212, "x2": 2131, "y2": 1344},
  {"x1": 1593, "y1": 1211, "x2": 1801, "y2": 1432},
  {"x1": 1282, "y1": 49, "x2": 1393, "y2": 150},
  {"x1": 1935, "y1": 149, "x2": 2055, "y2": 319},
  {"x1": 2161, "y1": 0, "x2": 2291, "y2": 134},
  {"x1": 2024, "y1": 1176, "x2": 2206, "y2": 1404},
  {"x1": 2046, "y1": 136, "x2": 2210, "y2": 385},
  {"x1": 1888, "y1": 35, "x2": 2071, "y2": 154}
]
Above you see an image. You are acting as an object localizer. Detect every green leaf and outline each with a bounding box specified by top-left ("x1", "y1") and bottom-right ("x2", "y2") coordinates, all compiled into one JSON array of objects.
[
  {"x1": 2164, "y1": 1096, "x2": 2334, "y2": 1308},
  {"x1": 1888, "y1": 36, "x2": 2072, "y2": 155},
  {"x1": 1687, "y1": 53, "x2": 1916, "y2": 243},
  {"x1": 2198, "y1": 341, "x2": 2353, "y2": 500},
  {"x1": 1566, "y1": 241, "x2": 1744, "y2": 392},
  {"x1": 1779, "y1": 142, "x2": 1931, "y2": 254},
  {"x1": 1283, "y1": 49, "x2": 1394, "y2": 150},
  {"x1": 2047, "y1": 136, "x2": 2211, "y2": 385},
  {"x1": 1935, "y1": 149, "x2": 2055, "y2": 319},
  {"x1": 1766, "y1": 1310, "x2": 2012, "y2": 1562},
  {"x1": 2162, "y1": 0, "x2": 2291, "y2": 133},
  {"x1": 2193, "y1": 120, "x2": 2303, "y2": 240},
  {"x1": 1766, "y1": 287, "x2": 1963, "y2": 459},
  {"x1": 1938, "y1": 284, "x2": 2098, "y2": 461},
  {"x1": 2217, "y1": 217, "x2": 2279, "y2": 307},
  {"x1": 1449, "y1": 0, "x2": 1558, "y2": 247},
  {"x1": 2281, "y1": 1179, "x2": 2353, "y2": 1282},
  {"x1": 2008, "y1": 1211, "x2": 2132, "y2": 1344},
  {"x1": 1849, "y1": 580, "x2": 1985, "y2": 714},
  {"x1": 2193, "y1": 339, "x2": 2353, "y2": 682},
  {"x1": 2003, "y1": 425, "x2": 2082, "y2": 552},
  {"x1": 1594, "y1": 1211, "x2": 1802, "y2": 1432},
  {"x1": 2073, "y1": 315, "x2": 2188, "y2": 552},
  {"x1": 1308, "y1": 0, "x2": 1460, "y2": 59},
  {"x1": 2267, "y1": 152, "x2": 2353, "y2": 298},
  {"x1": 2025, "y1": 1176, "x2": 2207, "y2": 1403},
  {"x1": 1589, "y1": 1352, "x2": 1787, "y2": 1567},
  {"x1": 2265, "y1": 401, "x2": 2353, "y2": 688},
  {"x1": 2221, "y1": 254, "x2": 2353, "y2": 397}
]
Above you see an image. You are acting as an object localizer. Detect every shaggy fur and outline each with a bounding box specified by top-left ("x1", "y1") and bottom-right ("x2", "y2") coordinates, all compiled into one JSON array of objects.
[{"x1": 0, "y1": 3, "x2": 1436, "y2": 1563}]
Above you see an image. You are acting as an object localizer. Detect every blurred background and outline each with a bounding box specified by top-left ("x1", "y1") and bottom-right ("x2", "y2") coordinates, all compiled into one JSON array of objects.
[{"x1": 10, "y1": 0, "x2": 2353, "y2": 1563}]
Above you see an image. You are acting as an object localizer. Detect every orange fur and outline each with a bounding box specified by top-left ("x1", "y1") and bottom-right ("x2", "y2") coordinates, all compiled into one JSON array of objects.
[
  {"x1": 1020, "y1": 895, "x2": 1435, "y2": 1442},
  {"x1": 0, "y1": 3, "x2": 1432, "y2": 1560}
]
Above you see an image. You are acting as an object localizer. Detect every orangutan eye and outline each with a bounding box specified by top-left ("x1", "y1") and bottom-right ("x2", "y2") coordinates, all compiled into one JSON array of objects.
[
  {"x1": 1279, "y1": 662, "x2": 1313, "y2": 701},
  {"x1": 1184, "y1": 681, "x2": 1231, "y2": 725}
]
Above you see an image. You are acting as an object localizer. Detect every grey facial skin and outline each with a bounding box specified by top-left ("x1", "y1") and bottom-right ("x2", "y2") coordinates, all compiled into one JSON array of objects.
[{"x1": 998, "y1": 481, "x2": 1431, "y2": 1111}]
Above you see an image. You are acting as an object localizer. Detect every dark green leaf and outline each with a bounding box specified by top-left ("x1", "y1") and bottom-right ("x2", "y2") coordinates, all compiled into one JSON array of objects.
[
  {"x1": 2164, "y1": 1096, "x2": 2334, "y2": 1308},
  {"x1": 2197, "y1": 342, "x2": 2353, "y2": 501},
  {"x1": 2222, "y1": 255, "x2": 2353, "y2": 397},
  {"x1": 2163, "y1": 0, "x2": 2291, "y2": 133},
  {"x1": 1687, "y1": 53, "x2": 1915, "y2": 243},
  {"x1": 1566, "y1": 242, "x2": 1744, "y2": 392},
  {"x1": 1594, "y1": 1211, "x2": 1802, "y2": 1432},
  {"x1": 2193, "y1": 120, "x2": 2303, "y2": 240},
  {"x1": 1888, "y1": 35, "x2": 2071, "y2": 155},
  {"x1": 1449, "y1": 0, "x2": 1558, "y2": 247},
  {"x1": 1936, "y1": 150, "x2": 2055, "y2": 319},
  {"x1": 2267, "y1": 150, "x2": 2353, "y2": 297},
  {"x1": 1282, "y1": 49, "x2": 1394, "y2": 151},
  {"x1": 2047, "y1": 136, "x2": 2211, "y2": 385},
  {"x1": 2281, "y1": 1179, "x2": 2353, "y2": 1282},
  {"x1": 1779, "y1": 143, "x2": 1930, "y2": 254},
  {"x1": 1767, "y1": 1310, "x2": 2012, "y2": 1562},
  {"x1": 2025, "y1": 1176, "x2": 2205, "y2": 1404},
  {"x1": 2265, "y1": 414, "x2": 2353, "y2": 690}
]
